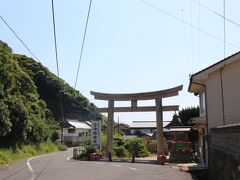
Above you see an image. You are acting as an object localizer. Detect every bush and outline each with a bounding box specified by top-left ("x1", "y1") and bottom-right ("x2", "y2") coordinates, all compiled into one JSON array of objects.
[
  {"x1": 125, "y1": 137, "x2": 149, "y2": 157},
  {"x1": 51, "y1": 131, "x2": 59, "y2": 142},
  {"x1": 113, "y1": 146, "x2": 127, "y2": 157},
  {"x1": 55, "y1": 142, "x2": 68, "y2": 151},
  {"x1": 78, "y1": 146, "x2": 96, "y2": 161},
  {"x1": 0, "y1": 142, "x2": 61, "y2": 166},
  {"x1": 101, "y1": 132, "x2": 107, "y2": 153}
]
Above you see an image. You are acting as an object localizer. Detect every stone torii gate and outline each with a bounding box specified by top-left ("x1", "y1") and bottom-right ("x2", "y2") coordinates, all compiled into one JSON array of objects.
[{"x1": 91, "y1": 85, "x2": 183, "y2": 161}]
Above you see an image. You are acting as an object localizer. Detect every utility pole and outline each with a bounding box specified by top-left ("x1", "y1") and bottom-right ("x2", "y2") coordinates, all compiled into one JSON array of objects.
[{"x1": 59, "y1": 90, "x2": 65, "y2": 144}]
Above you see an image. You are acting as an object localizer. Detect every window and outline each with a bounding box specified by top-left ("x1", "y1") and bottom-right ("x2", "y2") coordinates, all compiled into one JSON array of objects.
[
  {"x1": 68, "y1": 129, "x2": 76, "y2": 134},
  {"x1": 200, "y1": 91, "x2": 206, "y2": 116}
]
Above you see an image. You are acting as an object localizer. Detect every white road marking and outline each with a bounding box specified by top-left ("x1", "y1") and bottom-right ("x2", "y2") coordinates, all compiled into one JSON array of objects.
[
  {"x1": 111, "y1": 164, "x2": 121, "y2": 167},
  {"x1": 66, "y1": 155, "x2": 73, "y2": 161},
  {"x1": 26, "y1": 161, "x2": 34, "y2": 174},
  {"x1": 128, "y1": 167, "x2": 137, "y2": 171},
  {"x1": 27, "y1": 154, "x2": 48, "y2": 180}
]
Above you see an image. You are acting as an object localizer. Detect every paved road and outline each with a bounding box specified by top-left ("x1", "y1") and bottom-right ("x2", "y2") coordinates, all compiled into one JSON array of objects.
[{"x1": 0, "y1": 149, "x2": 195, "y2": 180}]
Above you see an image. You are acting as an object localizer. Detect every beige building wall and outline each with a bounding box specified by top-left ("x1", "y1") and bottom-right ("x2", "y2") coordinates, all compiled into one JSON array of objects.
[
  {"x1": 63, "y1": 128, "x2": 90, "y2": 143},
  {"x1": 206, "y1": 59, "x2": 240, "y2": 130}
]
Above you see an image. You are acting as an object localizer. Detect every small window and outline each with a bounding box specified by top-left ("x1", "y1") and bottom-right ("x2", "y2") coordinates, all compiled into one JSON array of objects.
[
  {"x1": 68, "y1": 129, "x2": 76, "y2": 134},
  {"x1": 200, "y1": 92, "x2": 206, "y2": 116}
]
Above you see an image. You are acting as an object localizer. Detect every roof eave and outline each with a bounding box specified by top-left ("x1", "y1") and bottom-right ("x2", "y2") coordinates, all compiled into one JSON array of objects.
[{"x1": 188, "y1": 51, "x2": 240, "y2": 93}]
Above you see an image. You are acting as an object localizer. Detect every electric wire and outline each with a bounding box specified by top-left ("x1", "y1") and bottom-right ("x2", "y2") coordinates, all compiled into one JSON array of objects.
[
  {"x1": 51, "y1": 0, "x2": 65, "y2": 143},
  {"x1": 74, "y1": 0, "x2": 93, "y2": 89},
  {"x1": 140, "y1": 0, "x2": 240, "y2": 50},
  {"x1": 192, "y1": 0, "x2": 240, "y2": 29},
  {"x1": 0, "y1": 15, "x2": 41, "y2": 63},
  {"x1": 223, "y1": 0, "x2": 226, "y2": 58},
  {"x1": 197, "y1": 1, "x2": 200, "y2": 70},
  {"x1": 181, "y1": 1, "x2": 189, "y2": 71},
  {"x1": 190, "y1": 1, "x2": 194, "y2": 71}
]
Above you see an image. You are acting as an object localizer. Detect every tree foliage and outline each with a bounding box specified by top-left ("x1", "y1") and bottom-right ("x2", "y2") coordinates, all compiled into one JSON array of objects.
[
  {"x1": 0, "y1": 40, "x2": 104, "y2": 149},
  {"x1": 0, "y1": 42, "x2": 58, "y2": 149},
  {"x1": 125, "y1": 137, "x2": 149, "y2": 162},
  {"x1": 178, "y1": 106, "x2": 199, "y2": 125},
  {"x1": 113, "y1": 132, "x2": 127, "y2": 157},
  {"x1": 16, "y1": 55, "x2": 96, "y2": 121},
  {"x1": 0, "y1": 41, "x2": 55, "y2": 148}
]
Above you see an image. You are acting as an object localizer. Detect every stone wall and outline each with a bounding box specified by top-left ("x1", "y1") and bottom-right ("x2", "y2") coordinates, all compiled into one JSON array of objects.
[{"x1": 209, "y1": 124, "x2": 240, "y2": 180}]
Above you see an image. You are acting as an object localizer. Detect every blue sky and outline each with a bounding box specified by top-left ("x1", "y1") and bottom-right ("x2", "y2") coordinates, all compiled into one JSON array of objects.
[{"x1": 1, "y1": 0, "x2": 240, "y2": 123}]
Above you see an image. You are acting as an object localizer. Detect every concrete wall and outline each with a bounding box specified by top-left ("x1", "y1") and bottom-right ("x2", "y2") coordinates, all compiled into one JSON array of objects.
[
  {"x1": 206, "y1": 59, "x2": 240, "y2": 130},
  {"x1": 209, "y1": 124, "x2": 240, "y2": 180}
]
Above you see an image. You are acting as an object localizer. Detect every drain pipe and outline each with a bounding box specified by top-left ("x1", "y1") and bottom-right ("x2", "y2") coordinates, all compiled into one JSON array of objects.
[{"x1": 220, "y1": 68, "x2": 226, "y2": 125}]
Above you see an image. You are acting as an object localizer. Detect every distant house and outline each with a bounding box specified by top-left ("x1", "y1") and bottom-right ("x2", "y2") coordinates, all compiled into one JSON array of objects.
[
  {"x1": 129, "y1": 121, "x2": 157, "y2": 135},
  {"x1": 116, "y1": 123, "x2": 130, "y2": 135},
  {"x1": 164, "y1": 115, "x2": 192, "y2": 142},
  {"x1": 117, "y1": 118, "x2": 192, "y2": 154},
  {"x1": 62, "y1": 119, "x2": 91, "y2": 146},
  {"x1": 117, "y1": 120, "x2": 177, "y2": 137},
  {"x1": 188, "y1": 51, "x2": 240, "y2": 164}
]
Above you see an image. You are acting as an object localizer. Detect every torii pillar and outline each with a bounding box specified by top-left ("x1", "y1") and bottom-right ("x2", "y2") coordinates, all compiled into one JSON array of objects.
[
  {"x1": 91, "y1": 85, "x2": 183, "y2": 161},
  {"x1": 156, "y1": 98, "x2": 164, "y2": 155},
  {"x1": 107, "y1": 100, "x2": 114, "y2": 161}
]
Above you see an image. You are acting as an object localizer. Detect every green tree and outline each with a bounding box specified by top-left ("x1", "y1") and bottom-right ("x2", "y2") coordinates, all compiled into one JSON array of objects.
[
  {"x1": 16, "y1": 54, "x2": 96, "y2": 121},
  {"x1": 0, "y1": 100, "x2": 11, "y2": 136},
  {"x1": 178, "y1": 106, "x2": 199, "y2": 125},
  {"x1": 113, "y1": 133, "x2": 126, "y2": 157},
  {"x1": 51, "y1": 131, "x2": 60, "y2": 143},
  {"x1": 125, "y1": 137, "x2": 149, "y2": 163},
  {"x1": 0, "y1": 41, "x2": 56, "y2": 149}
]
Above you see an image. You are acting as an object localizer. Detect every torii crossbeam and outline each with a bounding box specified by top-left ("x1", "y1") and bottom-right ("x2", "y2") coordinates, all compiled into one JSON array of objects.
[{"x1": 91, "y1": 85, "x2": 183, "y2": 161}]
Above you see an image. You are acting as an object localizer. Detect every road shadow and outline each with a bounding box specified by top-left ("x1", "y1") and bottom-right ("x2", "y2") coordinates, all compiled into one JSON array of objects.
[{"x1": 98, "y1": 157, "x2": 159, "y2": 165}]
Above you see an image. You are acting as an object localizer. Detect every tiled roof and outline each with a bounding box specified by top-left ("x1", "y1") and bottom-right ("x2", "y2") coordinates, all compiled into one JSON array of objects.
[{"x1": 165, "y1": 115, "x2": 183, "y2": 128}]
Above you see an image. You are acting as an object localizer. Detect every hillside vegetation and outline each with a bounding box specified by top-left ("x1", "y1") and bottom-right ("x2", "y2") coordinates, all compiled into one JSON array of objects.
[
  {"x1": 0, "y1": 41, "x2": 98, "y2": 149},
  {"x1": 16, "y1": 54, "x2": 96, "y2": 121}
]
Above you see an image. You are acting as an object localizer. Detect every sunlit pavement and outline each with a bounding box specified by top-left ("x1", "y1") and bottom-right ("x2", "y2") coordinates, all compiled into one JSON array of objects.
[{"x1": 0, "y1": 149, "x2": 195, "y2": 180}]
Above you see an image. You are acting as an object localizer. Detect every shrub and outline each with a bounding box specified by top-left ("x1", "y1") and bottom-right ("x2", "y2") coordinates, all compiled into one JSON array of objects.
[
  {"x1": 113, "y1": 146, "x2": 127, "y2": 157},
  {"x1": 78, "y1": 146, "x2": 96, "y2": 161},
  {"x1": 51, "y1": 131, "x2": 59, "y2": 142},
  {"x1": 0, "y1": 142, "x2": 61, "y2": 166},
  {"x1": 125, "y1": 138, "x2": 149, "y2": 158},
  {"x1": 55, "y1": 142, "x2": 68, "y2": 151}
]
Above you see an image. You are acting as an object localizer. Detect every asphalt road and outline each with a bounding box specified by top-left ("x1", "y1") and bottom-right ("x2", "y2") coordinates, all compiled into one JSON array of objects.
[{"x1": 0, "y1": 149, "x2": 195, "y2": 180}]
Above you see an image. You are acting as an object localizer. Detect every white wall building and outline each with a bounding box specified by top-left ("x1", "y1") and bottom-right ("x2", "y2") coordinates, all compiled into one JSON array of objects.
[
  {"x1": 188, "y1": 51, "x2": 240, "y2": 164},
  {"x1": 62, "y1": 119, "x2": 91, "y2": 145}
]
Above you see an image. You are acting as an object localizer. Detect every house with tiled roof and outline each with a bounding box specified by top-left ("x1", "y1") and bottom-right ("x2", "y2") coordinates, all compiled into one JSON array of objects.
[{"x1": 62, "y1": 119, "x2": 91, "y2": 145}]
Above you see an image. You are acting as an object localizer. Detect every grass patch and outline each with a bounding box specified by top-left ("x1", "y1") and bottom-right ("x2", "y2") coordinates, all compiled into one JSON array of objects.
[{"x1": 0, "y1": 141, "x2": 67, "y2": 166}]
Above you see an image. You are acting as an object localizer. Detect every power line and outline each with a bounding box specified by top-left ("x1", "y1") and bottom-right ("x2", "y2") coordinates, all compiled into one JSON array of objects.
[
  {"x1": 140, "y1": 0, "x2": 240, "y2": 50},
  {"x1": 223, "y1": 0, "x2": 226, "y2": 58},
  {"x1": 51, "y1": 0, "x2": 65, "y2": 144},
  {"x1": 192, "y1": 0, "x2": 240, "y2": 29},
  {"x1": 0, "y1": 15, "x2": 41, "y2": 63},
  {"x1": 74, "y1": 0, "x2": 93, "y2": 89}
]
